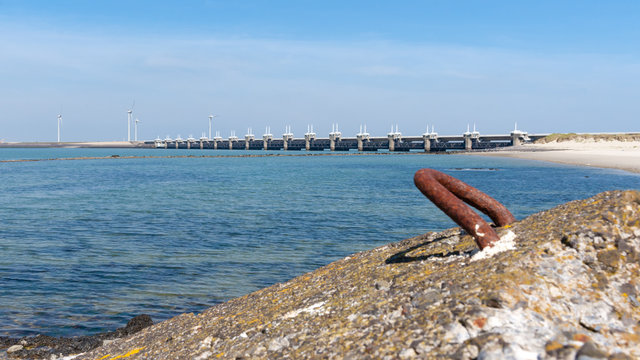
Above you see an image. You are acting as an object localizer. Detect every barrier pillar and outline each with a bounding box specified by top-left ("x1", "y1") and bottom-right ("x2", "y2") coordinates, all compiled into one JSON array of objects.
[
  {"x1": 464, "y1": 134, "x2": 473, "y2": 150},
  {"x1": 511, "y1": 132, "x2": 522, "y2": 146},
  {"x1": 329, "y1": 133, "x2": 340, "y2": 151},
  {"x1": 423, "y1": 135, "x2": 431, "y2": 152},
  {"x1": 305, "y1": 136, "x2": 311, "y2": 150},
  {"x1": 388, "y1": 135, "x2": 395, "y2": 152}
]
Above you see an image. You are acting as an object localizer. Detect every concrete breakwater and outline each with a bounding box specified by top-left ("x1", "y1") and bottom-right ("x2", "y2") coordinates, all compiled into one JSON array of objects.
[{"x1": 33, "y1": 190, "x2": 634, "y2": 359}]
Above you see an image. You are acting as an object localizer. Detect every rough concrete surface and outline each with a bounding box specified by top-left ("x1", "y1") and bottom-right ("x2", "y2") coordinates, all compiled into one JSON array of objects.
[{"x1": 6, "y1": 190, "x2": 640, "y2": 359}]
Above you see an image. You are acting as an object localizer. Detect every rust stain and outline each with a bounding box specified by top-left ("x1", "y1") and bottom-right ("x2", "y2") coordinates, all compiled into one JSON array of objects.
[
  {"x1": 572, "y1": 333, "x2": 591, "y2": 343},
  {"x1": 472, "y1": 317, "x2": 487, "y2": 328}
]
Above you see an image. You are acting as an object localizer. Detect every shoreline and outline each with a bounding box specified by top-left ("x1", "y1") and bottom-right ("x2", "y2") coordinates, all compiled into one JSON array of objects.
[
  {"x1": 463, "y1": 140, "x2": 640, "y2": 174},
  {"x1": 0, "y1": 315, "x2": 153, "y2": 359}
]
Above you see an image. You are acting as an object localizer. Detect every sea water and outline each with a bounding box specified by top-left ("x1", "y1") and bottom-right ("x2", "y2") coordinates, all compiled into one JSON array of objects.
[{"x1": 1, "y1": 148, "x2": 639, "y2": 336}]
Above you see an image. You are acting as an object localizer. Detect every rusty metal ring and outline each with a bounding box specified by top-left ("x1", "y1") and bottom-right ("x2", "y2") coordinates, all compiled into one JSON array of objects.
[{"x1": 414, "y1": 168, "x2": 516, "y2": 249}]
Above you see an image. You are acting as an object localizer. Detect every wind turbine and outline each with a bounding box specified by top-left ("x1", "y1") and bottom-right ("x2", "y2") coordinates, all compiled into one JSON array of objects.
[
  {"x1": 208, "y1": 114, "x2": 217, "y2": 140},
  {"x1": 127, "y1": 101, "x2": 135, "y2": 142},
  {"x1": 134, "y1": 118, "x2": 140, "y2": 141},
  {"x1": 57, "y1": 114, "x2": 62, "y2": 143}
]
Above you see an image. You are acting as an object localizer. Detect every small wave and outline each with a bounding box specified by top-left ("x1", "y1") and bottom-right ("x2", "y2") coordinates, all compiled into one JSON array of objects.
[{"x1": 447, "y1": 168, "x2": 500, "y2": 171}]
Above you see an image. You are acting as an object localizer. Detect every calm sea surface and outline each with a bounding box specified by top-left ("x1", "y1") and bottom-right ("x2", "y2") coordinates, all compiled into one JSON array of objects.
[{"x1": 1, "y1": 148, "x2": 639, "y2": 337}]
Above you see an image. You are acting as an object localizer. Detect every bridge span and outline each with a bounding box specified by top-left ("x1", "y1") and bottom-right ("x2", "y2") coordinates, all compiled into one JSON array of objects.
[{"x1": 148, "y1": 128, "x2": 547, "y2": 152}]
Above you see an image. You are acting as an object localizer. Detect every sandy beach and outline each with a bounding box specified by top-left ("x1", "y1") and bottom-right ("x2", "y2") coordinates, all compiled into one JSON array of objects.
[{"x1": 469, "y1": 139, "x2": 640, "y2": 174}]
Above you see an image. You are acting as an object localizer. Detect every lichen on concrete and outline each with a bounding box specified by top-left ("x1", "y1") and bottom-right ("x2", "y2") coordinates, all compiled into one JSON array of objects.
[{"x1": 12, "y1": 190, "x2": 640, "y2": 359}]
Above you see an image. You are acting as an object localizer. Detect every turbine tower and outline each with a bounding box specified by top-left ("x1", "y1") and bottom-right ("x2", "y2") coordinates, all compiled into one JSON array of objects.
[
  {"x1": 134, "y1": 118, "x2": 140, "y2": 141},
  {"x1": 208, "y1": 114, "x2": 217, "y2": 140},
  {"x1": 208, "y1": 115, "x2": 213, "y2": 140},
  {"x1": 127, "y1": 101, "x2": 135, "y2": 142},
  {"x1": 57, "y1": 114, "x2": 62, "y2": 143},
  {"x1": 127, "y1": 110, "x2": 132, "y2": 141}
]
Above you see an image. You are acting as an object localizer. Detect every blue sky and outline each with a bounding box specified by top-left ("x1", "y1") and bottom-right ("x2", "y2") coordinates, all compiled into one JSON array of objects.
[{"x1": 1, "y1": 0, "x2": 638, "y2": 141}]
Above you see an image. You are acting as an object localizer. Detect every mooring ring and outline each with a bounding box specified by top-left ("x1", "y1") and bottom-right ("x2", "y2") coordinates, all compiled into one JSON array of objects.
[{"x1": 414, "y1": 168, "x2": 516, "y2": 249}]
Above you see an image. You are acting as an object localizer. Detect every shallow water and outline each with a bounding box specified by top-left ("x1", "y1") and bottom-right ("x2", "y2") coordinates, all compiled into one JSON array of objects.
[{"x1": 1, "y1": 148, "x2": 638, "y2": 336}]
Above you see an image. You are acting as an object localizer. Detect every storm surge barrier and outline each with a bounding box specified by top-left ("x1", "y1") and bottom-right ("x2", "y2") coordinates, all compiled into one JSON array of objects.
[{"x1": 150, "y1": 128, "x2": 546, "y2": 152}]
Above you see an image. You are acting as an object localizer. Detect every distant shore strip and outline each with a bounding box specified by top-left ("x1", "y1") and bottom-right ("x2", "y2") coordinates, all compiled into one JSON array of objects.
[{"x1": 0, "y1": 152, "x2": 440, "y2": 163}]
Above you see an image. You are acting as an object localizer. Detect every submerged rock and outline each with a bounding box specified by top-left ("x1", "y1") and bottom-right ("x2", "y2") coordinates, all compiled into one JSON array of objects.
[{"x1": 12, "y1": 191, "x2": 640, "y2": 359}]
